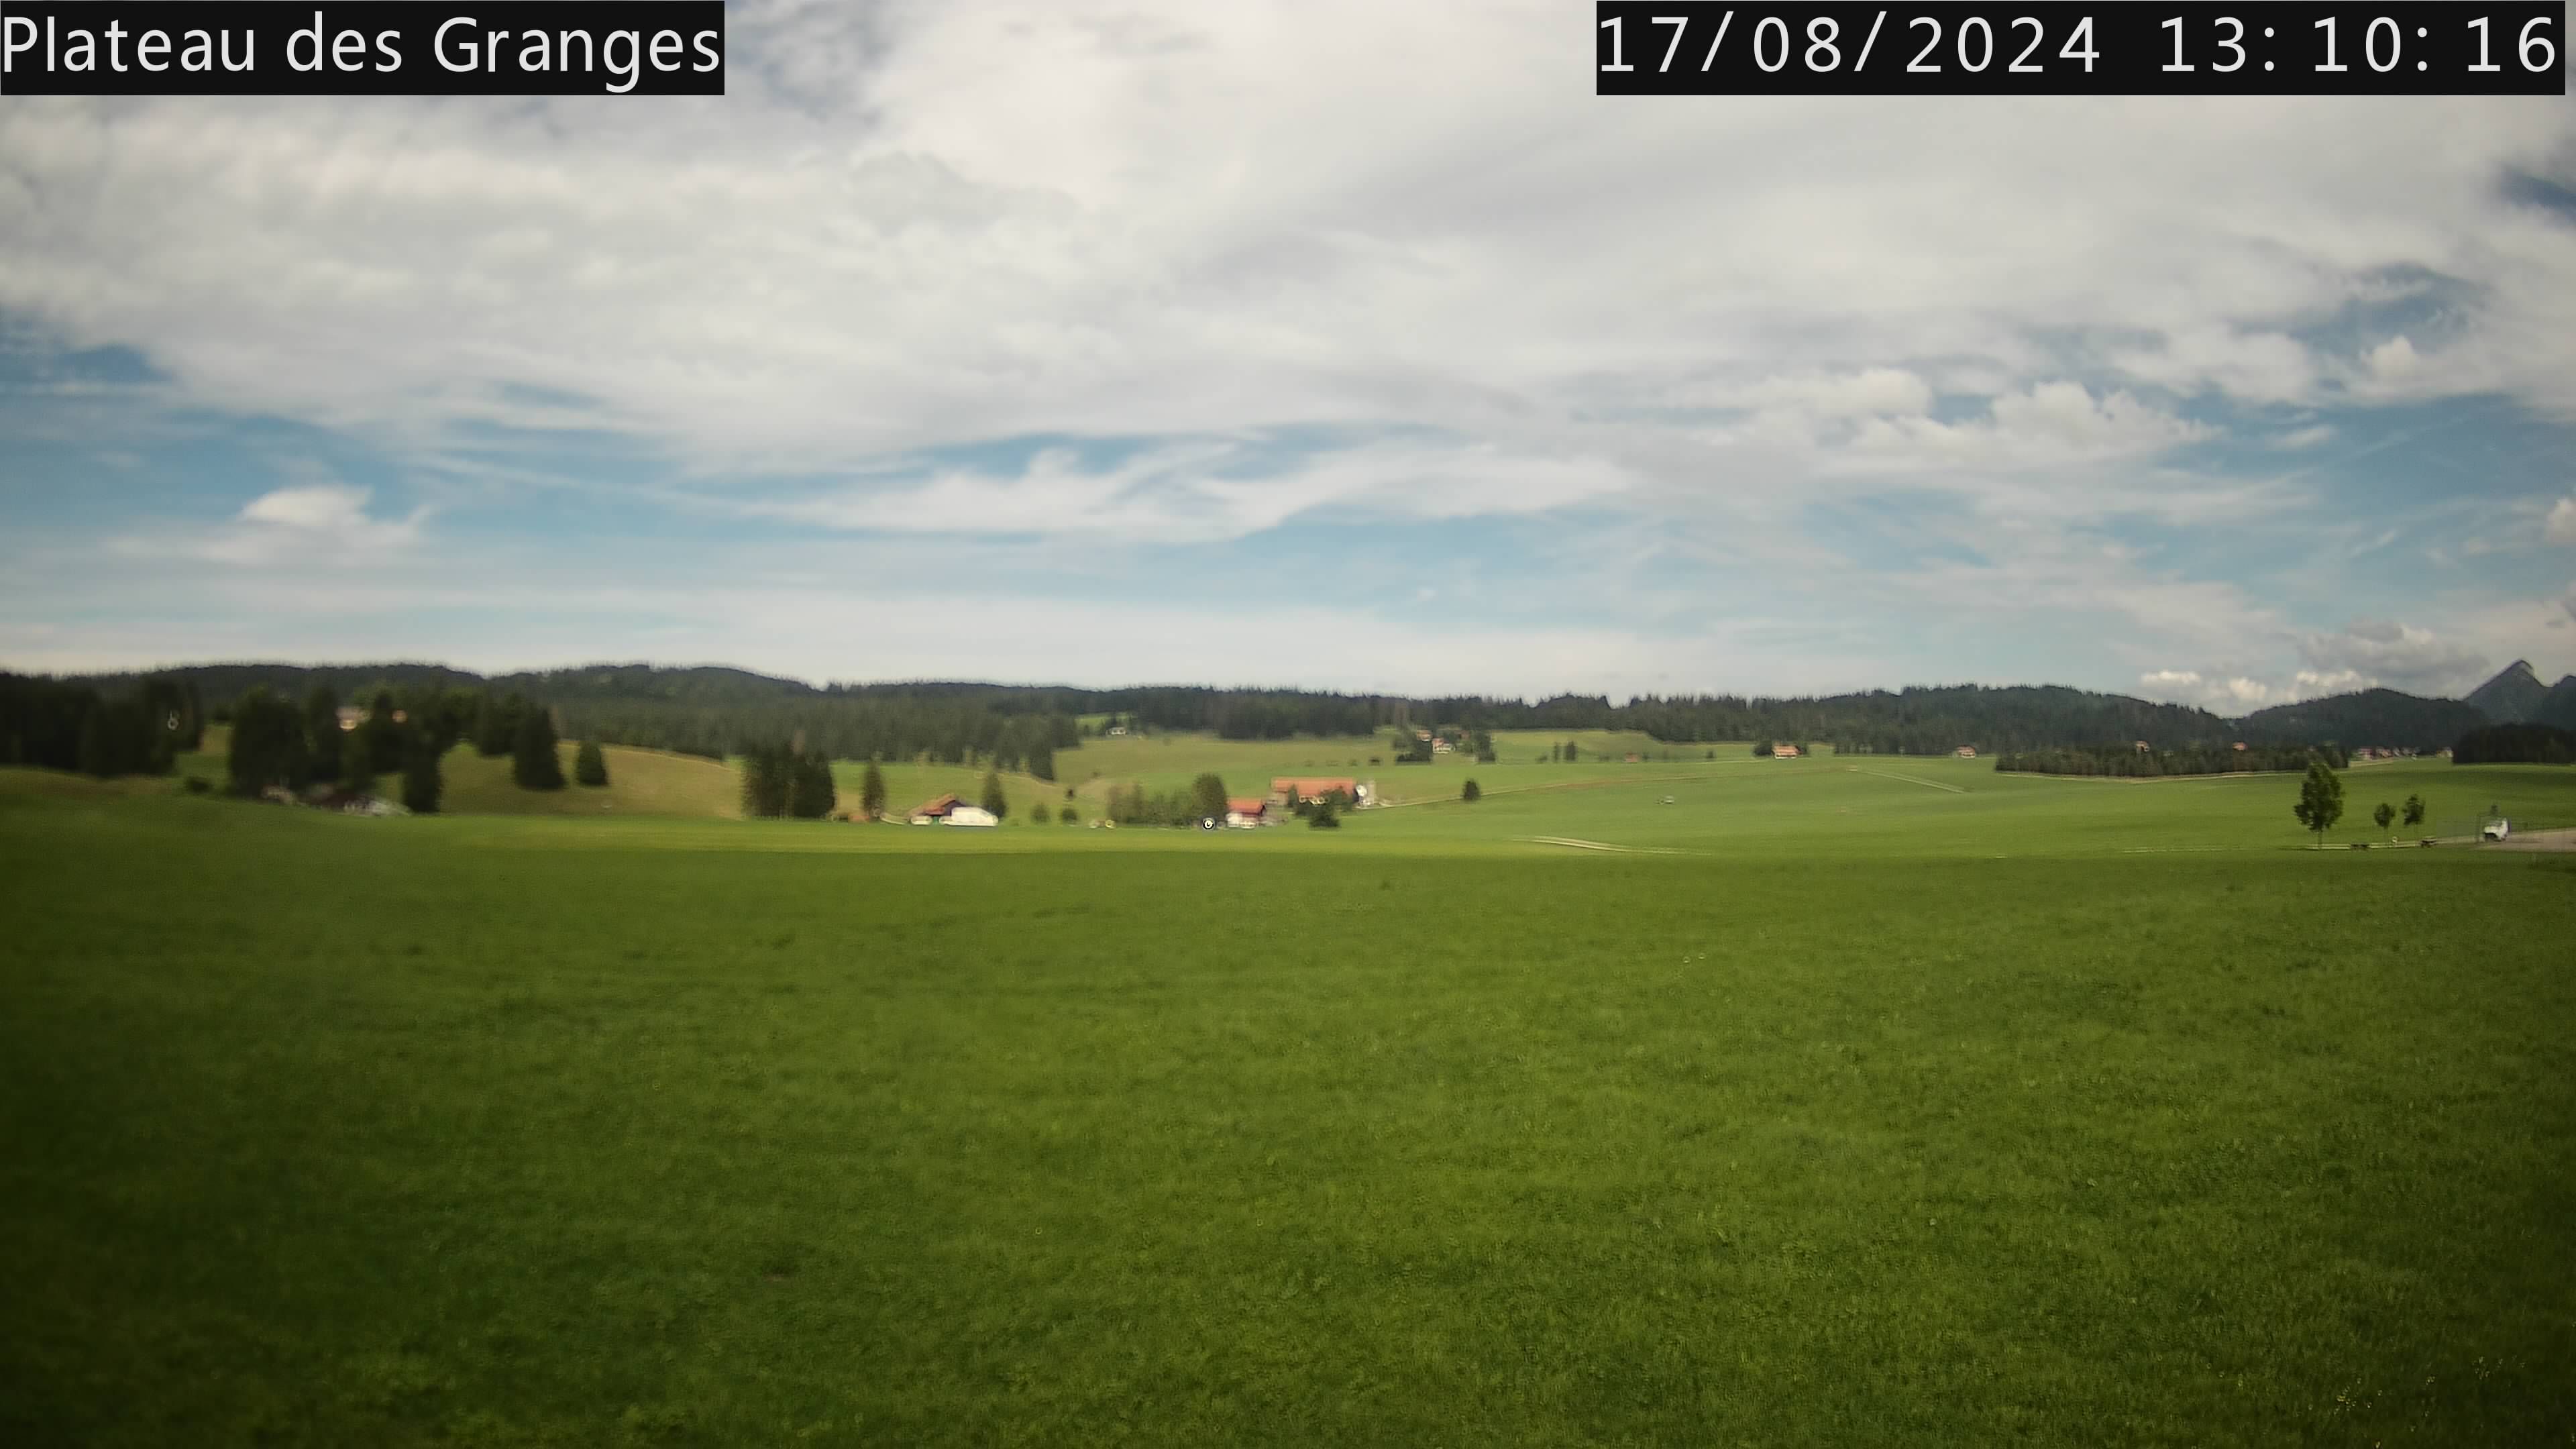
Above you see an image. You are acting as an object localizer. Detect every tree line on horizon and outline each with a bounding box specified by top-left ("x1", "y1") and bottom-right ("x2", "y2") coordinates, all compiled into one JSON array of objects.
[
  {"x1": 11, "y1": 662, "x2": 2562, "y2": 776},
  {"x1": 1993, "y1": 742, "x2": 2352, "y2": 777}
]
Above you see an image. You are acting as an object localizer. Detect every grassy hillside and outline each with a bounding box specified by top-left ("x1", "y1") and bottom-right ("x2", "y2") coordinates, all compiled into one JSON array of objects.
[
  {"x1": 1055, "y1": 729, "x2": 1776, "y2": 809},
  {"x1": 429, "y1": 743, "x2": 741, "y2": 818},
  {"x1": 826, "y1": 760, "x2": 1076, "y2": 824},
  {"x1": 3, "y1": 777, "x2": 2572, "y2": 1445}
]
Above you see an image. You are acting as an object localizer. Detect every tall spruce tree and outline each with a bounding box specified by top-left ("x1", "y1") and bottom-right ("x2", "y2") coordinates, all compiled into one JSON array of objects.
[
  {"x1": 574, "y1": 739, "x2": 609, "y2": 787},
  {"x1": 367, "y1": 690, "x2": 403, "y2": 771},
  {"x1": 788, "y1": 751, "x2": 837, "y2": 819},
  {"x1": 859, "y1": 760, "x2": 888, "y2": 820},
  {"x1": 472, "y1": 692, "x2": 508, "y2": 756},
  {"x1": 741, "y1": 745, "x2": 792, "y2": 818},
  {"x1": 340, "y1": 722, "x2": 379, "y2": 794},
  {"x1": 226, "y1": 687, "x2": 310, "y2": 796},
  {"x1": 979, "y1": 769, "x2": 1008, "y2": 820},
  {"x1": 401, "y1": 731, "x2": 442, "y2": 814},
  {"x1": 304, "y1": 686, "x2": 341, "y2": 773},
  {"x1": 513, "y1": 703, "x2": 566, "y2": 790},
  {"x1": 1026, "y1": 737, "x2": 1055, "y2": 783}
]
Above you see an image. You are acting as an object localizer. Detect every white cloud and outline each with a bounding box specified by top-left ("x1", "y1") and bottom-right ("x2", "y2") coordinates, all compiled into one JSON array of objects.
[
  {"x1": 2294, "y1": 619, "x2": 2491, "y2": 698},
  {"x1": 2137, "y1": 669, "x2": 2295, "y2": 712},
  {"x1": 2546, "y1": 496, "x2": 2576, "y2": 545},
  {"x1": 2, "y1": 28, "x2": 2571, "y2": 483},
  {"x1": 1837, "y1": 382, "x2": 2208, "y2": 471},
  {"x1": 1737, "y1": 368, "x2": 1935, "y2": 419},
  {"x1": 721, "y1": 437, "x2": 1633, "y2": 543},
  {"x1": 111, "y1": 484, "x2": 426, "y2": 568}
]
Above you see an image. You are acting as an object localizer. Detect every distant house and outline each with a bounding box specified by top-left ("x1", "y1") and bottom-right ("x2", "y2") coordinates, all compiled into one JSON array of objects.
[
  {"x1": 1956, "y1": 746, "x2": 1978, "y2": 759},
  {"x1": 1224, "y1": 798, "x2": 1271, "y2": 828},
  {"x1": 907, "y1": 793, "x2": 962, "y2": 825},
  {"x1": 2481, "y1": 819, "x2": 2511, "y2": 842},
  {"x1": 945, "y1": 805, "x2": 998, "y2": 828},
  {"x1": 333, "y1": 705, "x2": 408, "y2": 730},
  {"x1": 1772, "y1": 743, "x2": 1801, "y2": 759},
  {"x1": 1623, "y1": 753, "x2": 1642, "y2": 763},
  {"x1": 1272, "y1": 776, "x2": 1367, "y2": 807},
  {"x1": 1104, "y1": 724, "x2": 1128, "y2": 737},
  {"x1": 2133, "y1": 741, "x2": 2151, "y2": 754},
  {"x1": 2232, "y1": 741, "x2": 2248, "y2": 752}
]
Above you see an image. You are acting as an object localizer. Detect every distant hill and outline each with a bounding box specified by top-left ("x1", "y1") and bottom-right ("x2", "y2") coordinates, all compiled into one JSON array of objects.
[
  {"x1": 20, "y1": 657, "x2": 2576, "y2": 760},
  {"x1": 2235, "y1": 688, "x2": 2493, "y2": 752},
  {"x1": 2544, "y1": 674, "x2": 2576, "y2": 730},
  {"x1": 2465, "y1": 660, "x2": 2551, "y2": 723}
]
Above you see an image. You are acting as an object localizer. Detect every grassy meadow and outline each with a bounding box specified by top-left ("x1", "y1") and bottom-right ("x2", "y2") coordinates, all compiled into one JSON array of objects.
[{"x1": 3, "y1": 745, "x2": 2575, "y2": 1446}]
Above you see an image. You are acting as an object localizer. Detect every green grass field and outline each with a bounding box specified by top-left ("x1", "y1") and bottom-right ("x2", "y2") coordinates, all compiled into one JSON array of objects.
[{"x1": 4, "y1": 754, "x2": 2573, "y2": 1446}]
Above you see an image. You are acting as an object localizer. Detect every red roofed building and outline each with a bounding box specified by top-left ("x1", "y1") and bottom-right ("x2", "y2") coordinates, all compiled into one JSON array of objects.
[
  {"x1": 1224, "y1": 798, "x2": 1270, "y2": 827},
  {"x1": 906, "y1": 793, "x2": 961, "y2": 824},
  {"x1": 1271, "y1": 776, "x2": 1364, "y2": 806}
]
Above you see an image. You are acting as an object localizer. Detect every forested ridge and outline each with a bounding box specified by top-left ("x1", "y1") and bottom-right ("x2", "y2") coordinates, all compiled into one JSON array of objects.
[{"x1": 7, "y1": 660, "x2": 2545, "y2": 778}]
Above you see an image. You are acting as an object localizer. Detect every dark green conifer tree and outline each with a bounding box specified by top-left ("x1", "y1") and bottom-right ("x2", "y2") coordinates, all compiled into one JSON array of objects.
[
  {"x1": 574, "y1": 739, "x2": 609, "y2": 787},
  {"x1": 513, "y1": 703, "x2": 566, "y2": 790},
  {"x1": 402, "y1": 731, "x2": 442, "y2": 814}
]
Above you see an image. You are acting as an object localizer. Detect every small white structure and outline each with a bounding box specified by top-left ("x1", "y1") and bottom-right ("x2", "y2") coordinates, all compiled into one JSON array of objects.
[
  {"x1": 2481, "y1": 818, "x2": 2511, "y2": 841},
  {"x1": 944, "y1": 805, "x2": 998, "y2": 828}
]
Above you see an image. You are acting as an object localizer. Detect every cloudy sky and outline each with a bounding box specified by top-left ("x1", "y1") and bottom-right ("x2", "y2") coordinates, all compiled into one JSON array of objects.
[{"x1": 4, "y1": 2, "x2": 2574, "y2": 711}]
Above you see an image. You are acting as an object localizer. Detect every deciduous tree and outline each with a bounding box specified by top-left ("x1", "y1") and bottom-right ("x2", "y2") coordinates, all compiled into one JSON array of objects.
[{"x1": 2293, "y1": 759, "x2": 2345, "y2": 847}]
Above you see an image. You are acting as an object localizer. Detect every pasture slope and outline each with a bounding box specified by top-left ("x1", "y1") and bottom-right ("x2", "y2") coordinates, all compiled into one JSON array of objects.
[{"x1": 2, "y1": 755, "x2": 2574, "y2": 1446}]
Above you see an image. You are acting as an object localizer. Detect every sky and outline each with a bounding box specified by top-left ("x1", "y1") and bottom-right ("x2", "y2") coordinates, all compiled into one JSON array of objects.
[{"x1": 3, "y1": 2, "x2": 2575, "y2": 714}]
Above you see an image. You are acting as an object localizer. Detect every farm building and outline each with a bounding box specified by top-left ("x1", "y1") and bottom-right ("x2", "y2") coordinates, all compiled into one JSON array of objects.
[
  {"x1": 944, "y1": 806, "x2": 998, "y2": 828},
  {"x1": 1224, "y1": 798, "x2": 1271, "y2": 828},
  {"x1": 332, "y1": 705, "x2": 408, "y2": 730},
  {"x1": 2134, "y1": 741, "x2": 2151, "y2": 753},
  {"x1": 1955, "y1": 746, "x2": 1976, "y2": 758},
  {"x1": 907, "y1": 794, "x2": 961, "y2": 825},
  {"x1": 1271, "y1": 776, "x2": 1370, "y2": 807},
  {"x1": 1771, "y1": 743, "x2": 1801, "y2": 759}
]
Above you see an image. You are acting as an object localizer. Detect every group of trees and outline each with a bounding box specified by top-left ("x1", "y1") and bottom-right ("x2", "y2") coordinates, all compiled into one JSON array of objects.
[
  {"x1": 223, "y1": 684, "x2": 458, "y2": 813},
  {"x1": 1098, "y1": 772, "x2": 1243, "y2": 827},
  {"x1": 1994, "y1": 743, "x2": 2349, "y2": 777},
  {"x1": 2294, "y1": 764, "x2": 2431, "y2": 846},
  {"x1": 741, "y1": 744, "x2": 837, "y2": 819},
  {"x1": 0, "y1": 672, "x2": 203, "y2": 779},
  {"x1": 2451, "y1": 722, "x2": 2576, "y2": 765}
]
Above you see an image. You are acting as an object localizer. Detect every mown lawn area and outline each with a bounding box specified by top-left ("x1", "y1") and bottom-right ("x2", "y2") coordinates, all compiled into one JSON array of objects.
[{"x1": 2, "y1": 790, "x2": 2572, "y2": 1446}]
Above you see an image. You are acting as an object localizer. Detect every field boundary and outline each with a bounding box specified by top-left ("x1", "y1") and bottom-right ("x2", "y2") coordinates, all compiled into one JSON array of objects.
[
  {"x1": 1511, "y1": 835, "x2": 1690, "y2": 855},
  {"x1": 1998, "y1": 769, "x2": 2297, "y2": 784},
  {"x1": 1848, "y1": 767, "x2": 1967, "y2": 794}
]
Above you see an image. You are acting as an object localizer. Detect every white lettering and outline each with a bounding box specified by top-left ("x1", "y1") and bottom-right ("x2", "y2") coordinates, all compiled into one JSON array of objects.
[
  {"x1": 433, "y1": 15, "x2": 478, "y2": 72},
  {"x1": 288, "y1": 11, "x2": 324, "y2": 71},
  {"x1": 692, "y1": 30, "x2": 718, "y2": 71},
  {"x1": 137, "y1": 28, "x2": 168, "y2": 70},
  {"x1": 3, "y1": 15, "x2": 37, "y2": 70},
  {"x1": 602, "y1": 29, "x2": 639, "y2": 91}
]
